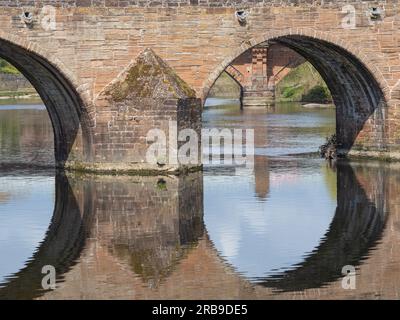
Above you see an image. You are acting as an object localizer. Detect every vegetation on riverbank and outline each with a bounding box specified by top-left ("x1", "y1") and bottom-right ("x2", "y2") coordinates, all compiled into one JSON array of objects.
[
  {"x1": 276, "y1": 62, "x2": 332, "y2": 103},
  {"x1": 208, "y1": 62, "x2": 333, "y2": 104},
  {"x1": 0, "y1": 59, "x2": 19, "y2": 75},
  {"x1": 0, "y1": 58, "x2": 38, "y2": 98},
  {"x1": 208, "y1": 72, "x2": 241, "y2": 98}
]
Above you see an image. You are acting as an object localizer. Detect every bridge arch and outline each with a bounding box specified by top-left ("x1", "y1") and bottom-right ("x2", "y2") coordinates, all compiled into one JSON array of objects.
[
  {"x1": 0, "y1": 32, "x2": 94, "y2": 167},
  {"x1": 221, "y1": 66, "x2": 244, "y2": 106},
  {"x1": 0, "y1": 173, "x2": 93, "y2": 300},
  {"x1": 203, "y1": 29, "x2": 389, "y2": 156}
]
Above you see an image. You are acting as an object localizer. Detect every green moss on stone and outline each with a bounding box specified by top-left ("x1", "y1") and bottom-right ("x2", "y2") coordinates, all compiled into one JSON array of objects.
[{"x1": 106, "y1": 48, "x2": 196, "y2": 102}]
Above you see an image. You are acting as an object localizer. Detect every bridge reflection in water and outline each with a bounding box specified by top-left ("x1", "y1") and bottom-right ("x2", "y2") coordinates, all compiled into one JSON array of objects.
[{"x1": 0, "y1": 160, "x2": 395, "y2": 299}]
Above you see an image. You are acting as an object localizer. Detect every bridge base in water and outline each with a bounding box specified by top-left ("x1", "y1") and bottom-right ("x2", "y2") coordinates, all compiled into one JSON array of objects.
[
  {"x1": 242, "y1": 89, "x2": 275, "y2": 107},
  {"x1": 64, "y1": 161, "x2": 203, "y2": 176}
]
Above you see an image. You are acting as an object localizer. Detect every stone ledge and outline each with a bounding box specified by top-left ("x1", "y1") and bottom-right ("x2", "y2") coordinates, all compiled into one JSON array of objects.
[
  {"x1": 347, "y1": 149, "x2": 399, "y2": 162},
  {"x1": 64, "y1": 161, "x2": 203, "y2": 176}
]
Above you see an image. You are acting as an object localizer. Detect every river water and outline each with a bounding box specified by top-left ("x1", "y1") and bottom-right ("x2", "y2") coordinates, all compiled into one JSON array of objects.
[{"x1": 0, "y1": 98, "x2": 399, "y2": 299}]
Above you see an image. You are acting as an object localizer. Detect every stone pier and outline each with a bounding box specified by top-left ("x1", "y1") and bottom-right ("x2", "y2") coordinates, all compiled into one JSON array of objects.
[{"x1": 226, "y1": 44, "x2": 305, "y2": 107}]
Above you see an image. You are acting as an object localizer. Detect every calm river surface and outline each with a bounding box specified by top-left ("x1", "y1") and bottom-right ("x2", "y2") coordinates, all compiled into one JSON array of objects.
[{"x1": 0, "y1": 98, "x2": 399, "y2": 299}]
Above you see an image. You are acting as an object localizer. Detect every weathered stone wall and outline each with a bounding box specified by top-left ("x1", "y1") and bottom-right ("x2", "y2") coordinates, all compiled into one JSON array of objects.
[
  {"x1": 0, "y1": 1, "x2": 399, "y2": 168},
  {"x1": 269, "y1": 44, "x2": 306, "y2": 83},
  {"x1": 0, "y1": 1, "x2": 391, "y2": 8},
  {"x1": 229, "y1": 44, "x2": 304, "y2": 89},
  {"x1": 89, "y1": 48, "x2": 202, "y2": 173},
  {"x1": 226, "y1": 44, "x2": 305, "y2": 106}
]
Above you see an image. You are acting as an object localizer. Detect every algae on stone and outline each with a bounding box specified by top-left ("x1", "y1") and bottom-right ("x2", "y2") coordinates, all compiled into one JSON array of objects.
[{"x1": 106, "y1": 48, "x2": 196, "y2": 102}]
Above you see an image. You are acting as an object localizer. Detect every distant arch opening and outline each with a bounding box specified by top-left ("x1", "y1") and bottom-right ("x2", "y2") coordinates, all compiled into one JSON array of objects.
[{"x1": 204, "y1": 34, "x2": 387, "y2": 156}]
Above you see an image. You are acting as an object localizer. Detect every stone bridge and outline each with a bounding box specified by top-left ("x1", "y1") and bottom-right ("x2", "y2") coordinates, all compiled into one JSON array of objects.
[
  {"x1": 226, "y1": 43, "x2": 305, "y2": 106},
  {"x1": 1, "y1": 1, "x2": 400, "y2": 171}
]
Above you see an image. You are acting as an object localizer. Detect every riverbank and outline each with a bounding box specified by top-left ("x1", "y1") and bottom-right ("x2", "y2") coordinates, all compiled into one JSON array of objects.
[
  {"x1": 0, "y1": 59, "x2": 37, "y2": 99},
  {"x1": 275, "y1": 62, "x2": 332, "y2": 103},
  {"x1": 301, "y1": 103, "x2": 334, "y2": 109},
  {"x1": 0, "y1": 97, "x2": 43, "y2": 107},
  {"x1": 208, "y1": 72, "x2": 241, "y2": 98},
  {"x1": 0, "y1": 92, "x2": 39, "y2": 100},
  {"x1": 208, "y1": 62, "x2": 333, "y2": 105}
]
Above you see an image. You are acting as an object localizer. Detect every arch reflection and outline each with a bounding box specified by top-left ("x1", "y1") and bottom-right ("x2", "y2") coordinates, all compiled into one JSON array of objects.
[
  {"x1": 0, "y1": 172, "x2": 93, "y2": 300},
  {"x1": 0, "y1": 172, "x2": 204, "y2": 298},
  {"x1": 258, "y1": 161, "x2": 388, "y2": 291},
  {"x1": 0, "y1": 161, "x2": 389, "y2": 299}
]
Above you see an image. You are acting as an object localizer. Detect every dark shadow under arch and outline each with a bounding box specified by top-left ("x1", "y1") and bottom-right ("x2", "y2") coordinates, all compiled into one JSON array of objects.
[
  {"x1": 0, "y1": 171, "x2": 94, "y2": 300},
  {"x1": 0, "y1": 172, "x2": 205, "y2": 299},
  {"x1": 257, "y1": 161, "x2": 388, "y2": 292},
  {"x1": 201, "y1": 161, "x2": 388, "y2": 292},
  {"x1": 275, "y1": 35, "x2": 386, "y2": 155},
  {"x1": 204, "y1": 34, "x2": 387, "y2": 156},
  {"x1": 0, "y1": 38, "x2": 93, "y2": 167}
]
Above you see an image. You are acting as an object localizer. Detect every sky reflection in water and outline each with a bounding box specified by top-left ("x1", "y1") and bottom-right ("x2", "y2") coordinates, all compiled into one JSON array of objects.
[
  {"x1": 203, "y1": 99, "x2": 337, "y2": 282},
  {"x1": 0, "y1": 98, "x2": 369, "y2": 296}
]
